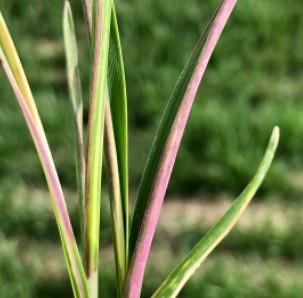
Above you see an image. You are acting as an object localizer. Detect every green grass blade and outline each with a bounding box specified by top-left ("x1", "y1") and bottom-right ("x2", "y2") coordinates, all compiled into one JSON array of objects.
[
  {"x1": 104, "y1": 100, "x2": 126, "y2": 297},
  {"x1": 63, "y1": 0, "x2": 86, "y2": 248},
  {"x1": 103, "y1": 4, "x2": 130, "y2": 292},
  {"x1": 82, "y1": 0, "x2": 129, "y2": 292},
  {"x1": 0, "y1": 38, "x2": 88, "y2": 298},
  {"x1": 126, "y1": 1, "x2": 237, "y2": 297},
  {"x1": 107, "y1": 0, "x2": 129, "y2": 280},
  {"x1": 152, "y1": 127, "x2": 280, "y2": 298},
  {"x1": 84, "y1": 0, "x2": 111, "y2": 295},
  {"x1": 108, "y1": 5, "x2": 129, "y2": 232},
  {"x1": 129, "y1": 0, "x2": 237, "y2": 258}
]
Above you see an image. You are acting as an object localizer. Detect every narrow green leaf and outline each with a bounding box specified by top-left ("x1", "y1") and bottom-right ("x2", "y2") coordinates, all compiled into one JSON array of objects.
[
  {"x1": 63, "y1": 0, "x2": 86, "y2": 247},
  {"x1": 126, "y1": 1, "x2": 238, "y2": 297},
  {"x1": 82, "y1": 0, "x2": 129, "y2": 293},
  {"x1": 0, "y1": 37, "x2": 88, "y2": 298},
  {"x1": 84, "y1": 0, "x2": 111, "y2": 295},
  {"x1": 108, "y1": 5, "x2": 129, "y2": 231},
  {"x1": 152, "y1": 127, "x2": 280, "y2": 298},
  {"x1": 129, "y1": 0, "x2": 237, "y2": 258},
  {"x1": 104, "y1": 100, "x2": 126, "y2": 297},
  {"x1": 108, "y1": 0, "x2": 129, "y2": 280}
]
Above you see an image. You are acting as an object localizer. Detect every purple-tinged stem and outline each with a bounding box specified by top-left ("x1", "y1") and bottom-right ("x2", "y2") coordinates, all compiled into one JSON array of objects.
[{"x1": 124, "y1": 1, "x2": 237, "y2": 297}]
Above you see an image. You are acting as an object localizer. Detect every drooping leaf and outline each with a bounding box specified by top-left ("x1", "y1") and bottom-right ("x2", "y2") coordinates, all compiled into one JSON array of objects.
[
  {"x1": 63, "y1": 1, "x2": 86, "y2": 247},
  {"x1": 152, "y1": 127, "x2": 280, "y2": 298},
  {"x1": 83, "y1": 0, "x2": 111, "y2": 295},
  {"x1": 126, "y1": 1, "x2": 238, "y2": 297},
  {"x1": 0, "y1": 19, "x2": 88, "y2": 298}
]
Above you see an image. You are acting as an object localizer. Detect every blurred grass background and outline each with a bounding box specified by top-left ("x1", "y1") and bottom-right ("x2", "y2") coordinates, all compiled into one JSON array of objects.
[{"x1": 0, "y1": 0, "x2": 303, "y2": 297}]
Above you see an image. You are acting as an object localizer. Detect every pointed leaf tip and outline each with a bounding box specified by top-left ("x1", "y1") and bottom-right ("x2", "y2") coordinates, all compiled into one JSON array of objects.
[
  {"x1": 151, "y1": 126, "x2": 279, "y2": 298},
  {"x1": 272, "y1": 126, "x2": 280, "y2": 143},
  {"x1": 126, "y1": 1, "x2": 239, "y2": 297}
]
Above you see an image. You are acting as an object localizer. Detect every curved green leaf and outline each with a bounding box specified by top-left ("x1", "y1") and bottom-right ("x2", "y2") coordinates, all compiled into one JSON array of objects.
[
  {"x1": 129, "y1": 0, "x2": 238, "y2": 257},
  {"x1": 126, "y1": 1, "x2": 238, "y2": 297},
  {"x1": 152, "y1": 127, "x2": 280, "y2": 298},
  {"x1": 0, "y1": 18, "x2": 88, "y2": 298}
]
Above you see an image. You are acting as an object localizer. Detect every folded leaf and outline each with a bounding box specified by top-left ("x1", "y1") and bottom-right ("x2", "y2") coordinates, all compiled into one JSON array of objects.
[{"x1": 152, "y1": 127, "x2": 280, "y2": 298}]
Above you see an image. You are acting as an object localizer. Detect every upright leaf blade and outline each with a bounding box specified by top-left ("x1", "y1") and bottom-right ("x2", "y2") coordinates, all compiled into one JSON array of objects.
[
  {"x1": 102, "y1": 3, "x2": 129, "y2": 294},
  {"x1": 126, "y1": 1, "x2": 238, "y2": 297},
  {"x1": 104, "y1": 101, "x2": 127, "y2": 297},
  {"x1": 82, "y1": 0, "x2": 129, "y2": 292},
  {"x1": 0, "y1": 37, "x2": 88, "y2": 298},
  {"x1": 108, "y1": 0, "x2": 129, "y2": 274},
  {"x1": 63, "y1": 0, "x2": 86, "y2": 246},
  {"x1": 152, "y1": 127, "x2": 280, "y2": 298},
  {"x1": 84, "y1": 0, "x2": 111, "y2": 295}
]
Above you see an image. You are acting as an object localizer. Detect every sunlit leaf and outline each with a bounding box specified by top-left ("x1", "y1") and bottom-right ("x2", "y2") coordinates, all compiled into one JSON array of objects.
[
  {"x1": 152, "y1": 127, "x2": 279, "y2": 298},
  {"x1": 0, "y1": 16, "x2": 88, "y2": 297},
  {"x1": 82, "y1": 1, "x2": 129, "y2": 294},
  {"x1": 126, "y1": 1, "x2": 238, "y2": 297},
  {"x1": 84, "y1": 0, "x2": 111, "y2": 295}
]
